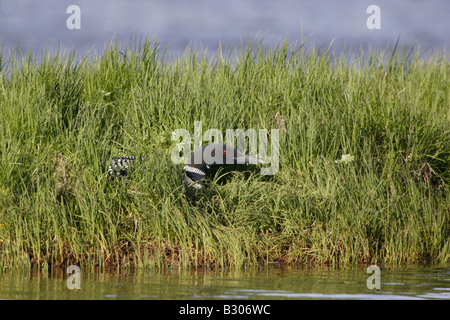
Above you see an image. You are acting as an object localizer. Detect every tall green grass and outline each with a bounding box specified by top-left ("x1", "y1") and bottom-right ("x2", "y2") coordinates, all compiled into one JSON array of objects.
[{"x1": 0, "y1": 38, "x2": 449, "y2": 270}]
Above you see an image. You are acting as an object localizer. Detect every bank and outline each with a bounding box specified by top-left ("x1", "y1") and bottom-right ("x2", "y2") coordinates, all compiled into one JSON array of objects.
[{"x1": 0, "y1": 39, "x2": 449, "y2": 270}]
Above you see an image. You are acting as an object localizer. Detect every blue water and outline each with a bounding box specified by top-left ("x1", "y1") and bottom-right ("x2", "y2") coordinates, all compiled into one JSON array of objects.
[{"x1": 0, "y1": 0, "x2": 448, "y2": 57}]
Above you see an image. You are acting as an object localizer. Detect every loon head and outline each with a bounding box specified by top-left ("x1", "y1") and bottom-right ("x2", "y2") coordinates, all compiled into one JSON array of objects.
[{"x1": 183, "y1": 143, "x2": 264, "y2": 188}]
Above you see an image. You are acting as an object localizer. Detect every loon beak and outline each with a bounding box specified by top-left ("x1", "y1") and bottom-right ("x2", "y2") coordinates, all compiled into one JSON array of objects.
[{"x1": 237, "y1": 154, "x2": 266, "y2": 165}]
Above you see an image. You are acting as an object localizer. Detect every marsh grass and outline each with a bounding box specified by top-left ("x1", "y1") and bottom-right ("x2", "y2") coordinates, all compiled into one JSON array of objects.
[{"x1": 0, "y1": 37, "x2": 449, "y2": 270}]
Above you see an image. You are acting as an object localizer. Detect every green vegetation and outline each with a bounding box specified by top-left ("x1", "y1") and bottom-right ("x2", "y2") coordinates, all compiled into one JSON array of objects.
[{"x1": 0, "y1": 38, "x2": 449, "y2": 270}]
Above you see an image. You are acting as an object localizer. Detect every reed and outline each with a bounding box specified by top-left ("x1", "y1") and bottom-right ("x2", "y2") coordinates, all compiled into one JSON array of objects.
[{"x1": 0, "y1": 37, "x2": 448, "y2": 270}]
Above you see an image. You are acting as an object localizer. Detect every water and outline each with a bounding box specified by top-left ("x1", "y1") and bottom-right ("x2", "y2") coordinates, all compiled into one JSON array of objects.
[
  {"x1": 0, "y1": 0, "x2": 448, "y2": 58},
  {"x1": 1, "y1": 265, "x2": 449, "y2": 300}
]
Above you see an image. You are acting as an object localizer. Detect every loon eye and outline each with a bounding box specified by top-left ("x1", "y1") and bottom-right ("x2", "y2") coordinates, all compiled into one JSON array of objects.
[{"x1": 223, "y1": 150, "x2": 227, "y2": 155}]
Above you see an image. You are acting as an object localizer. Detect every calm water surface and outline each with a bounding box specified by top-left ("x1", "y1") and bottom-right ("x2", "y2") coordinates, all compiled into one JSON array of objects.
[{"x1": 1, "y1": 265, "x2": 449, "y2": 300}]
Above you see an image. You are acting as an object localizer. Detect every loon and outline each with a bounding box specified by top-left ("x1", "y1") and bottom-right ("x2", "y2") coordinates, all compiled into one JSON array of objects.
[
  {"x1": 183, "y1": 143, "x2": 264, "y2": 188},
  {"x1": 108, "y1": 144, "x2": 264, "y2": 188}
]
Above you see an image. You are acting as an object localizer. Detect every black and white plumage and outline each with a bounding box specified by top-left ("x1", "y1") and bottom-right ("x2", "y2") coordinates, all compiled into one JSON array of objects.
[
  {"x1": 183, "y1": 143, "x2": 264, "y2": 189},
  {"x1": 182, "y1": 165, "x2": 207, "y2": 188},
  {"x1": 108, "y1": 144, "x2": 264, "y2": 188},
  {"x1": 108, "y1": 155, "x2": 140, "y2": 178}
]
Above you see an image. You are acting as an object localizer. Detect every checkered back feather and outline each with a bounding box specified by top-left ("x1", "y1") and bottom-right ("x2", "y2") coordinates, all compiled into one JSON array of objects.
[{"x1": 108, "y1": 155, "x2": 139, "y2": 178}]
